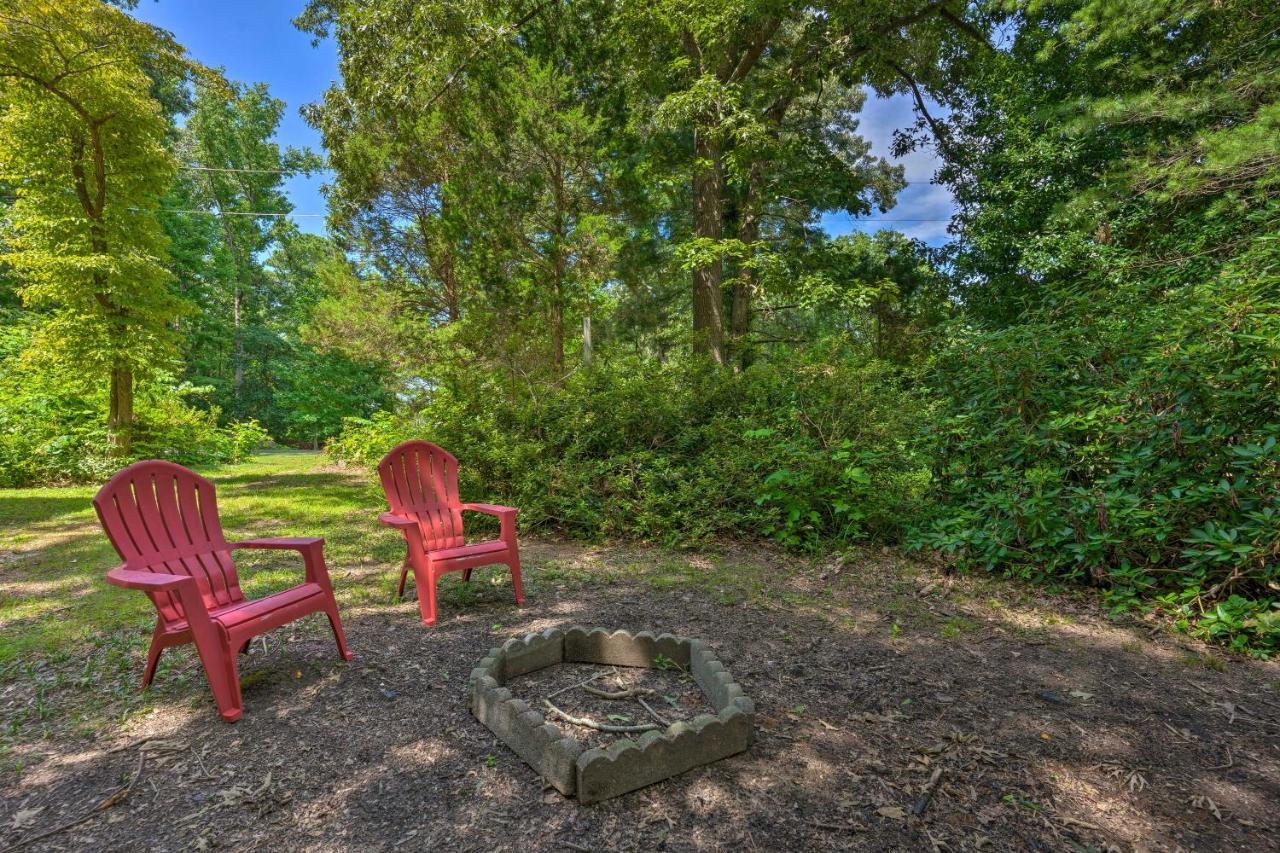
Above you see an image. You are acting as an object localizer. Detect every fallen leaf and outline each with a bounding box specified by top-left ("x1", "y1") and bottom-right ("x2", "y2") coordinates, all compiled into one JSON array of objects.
[
  {"x1": 1039, "y1": 732, "x2": 1052, "y2": 741},
  {"x1": 877, "y1": 805, "x2": 908, "y2": 820},
  {"x1": 11, "y1": 806, "x2": 43, "y2": 829},
  {"x1": 1190, "y1": 794, "x2": 1222, "y2": 820},
  {"x1": 1069, "y1": 690, "x2": 1094, "y2": 701}
]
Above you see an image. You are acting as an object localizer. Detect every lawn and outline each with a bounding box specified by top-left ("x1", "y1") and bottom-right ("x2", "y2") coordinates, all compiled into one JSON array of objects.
[{"x1": 1, "y1": 452, "x2": 1278, "y2": 851}]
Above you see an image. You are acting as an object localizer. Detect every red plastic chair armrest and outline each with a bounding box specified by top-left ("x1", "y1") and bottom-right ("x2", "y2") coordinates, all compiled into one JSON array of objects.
[
  {"x1": 378, "y1": 512, "x2": 415, "y2": 529},
  {"x1": 106, "y1": 567, "x2": 215, "y2": 630},
  {"x1": 229, "y1": 537, "x2": 330, "y2": 585},
  {"x1": 106, "y1": 567, "x2": 193, "y2": 591},
  {"x1": 230, "y1": 536, "x2": 324, "y2": 551},
  {"x1": 460, "y1": 503, "x2": 518, "y2": 541},
  {"x1": 460, "y1": 503, "x2": 517, "y2": 517},
  {"x1": 379, "y1": 511, "x2": 427, "y2": 552}
]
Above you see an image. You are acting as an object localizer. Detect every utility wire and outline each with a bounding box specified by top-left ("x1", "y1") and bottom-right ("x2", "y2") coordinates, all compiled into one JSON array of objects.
[
  {"x1": 178, "y1": 164, "x2": 329, "y2": 175},
  {"x1": 157, "y1": 208, "x2": 324, "y2": 217},
  {"x1": 3, "y1": 199, "x2": 949, "y2": 222}
]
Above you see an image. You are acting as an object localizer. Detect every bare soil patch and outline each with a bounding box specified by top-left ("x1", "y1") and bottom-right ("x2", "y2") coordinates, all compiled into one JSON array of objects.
[{"x1": 2, "y1": 538, "x2": 1278, "y2": 852}]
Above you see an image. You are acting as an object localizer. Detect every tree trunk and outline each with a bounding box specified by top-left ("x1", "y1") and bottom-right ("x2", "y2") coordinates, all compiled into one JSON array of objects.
[
  {"x1": 551, "y1": 296, "x2": 565, "y2": 373},
  {"x1": 438, "y1": 169, "x2": 461, "y2": 322},
  {"x1": 550, "y1": 157, "x2": 567, "y2": 373},
  {"x1": 108, "y1": 363, "x2": 134, "y2": 455},
  {"x1": 442, "y1": 249, "x2": 459, "y2": 322},
  {"x1": 232, "y1": 286, "x2": 244, "y2": 401},
  {"x1": 729, "y1": 162, "x2": 762, "y2": 372},
  {"x1": 582, "y1": 312, "x2": 592, "y2": 367},
  {"x1": 691, "y1": 127, "x2": 725, "y2": 364}
]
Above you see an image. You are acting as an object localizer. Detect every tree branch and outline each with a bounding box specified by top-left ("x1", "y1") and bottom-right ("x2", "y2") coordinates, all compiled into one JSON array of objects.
[
  {"x1": 888, "y1": 60, "x2": 951, "y2": 152},
  {"x1": 938, "y1": 5, "x2": 989, "y2": 47},
  {"x1": 726, "y1": 17, "x2": 782, "y2": 83}
]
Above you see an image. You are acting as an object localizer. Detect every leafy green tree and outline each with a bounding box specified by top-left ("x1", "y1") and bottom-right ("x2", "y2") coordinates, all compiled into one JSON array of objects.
[
  {"x1": 0, "y1": 0, "x2": 194, "y2": 452},
  {"x1": 919, "y1": 0, "x2": 1280, "y2": 651},
  {"x1": 612, "y1": 0, "x2": 985, "y2": 363},
  {"x1": 173, "y1": 81, "x2": 320, "y2": 417}
]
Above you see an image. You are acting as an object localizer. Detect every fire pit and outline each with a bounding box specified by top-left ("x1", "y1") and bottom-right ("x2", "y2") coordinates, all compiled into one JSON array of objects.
[{"x1": 469, "y1": 627, "x2": 755, "y2": 803}]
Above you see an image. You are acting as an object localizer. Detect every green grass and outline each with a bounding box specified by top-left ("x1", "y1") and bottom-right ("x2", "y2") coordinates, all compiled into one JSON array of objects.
[
  {"x1": 0, "y1": 451, "x2": 397, "y2": 668},
  {"x1": 0, "y1": 451, "x2": 538, "y2": 746}
]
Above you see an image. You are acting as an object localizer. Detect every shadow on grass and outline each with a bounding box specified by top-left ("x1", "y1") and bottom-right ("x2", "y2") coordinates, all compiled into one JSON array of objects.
[{"x1": 0, "y1": 496, "x2": 95, "y2": 535}]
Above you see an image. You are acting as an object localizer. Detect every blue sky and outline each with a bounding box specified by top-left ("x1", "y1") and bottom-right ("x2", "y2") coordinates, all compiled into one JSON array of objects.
[
  {"x1": 132, "y1": 1, "x2": 956, "y2": 245},
  {"x1": 132, "y1": 1, "x2": 336, "y2": 235}
]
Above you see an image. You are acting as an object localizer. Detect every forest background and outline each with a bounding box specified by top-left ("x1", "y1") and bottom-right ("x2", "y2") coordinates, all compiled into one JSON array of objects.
[{"x1": 1, "y1": 0, "x2": 1276, "y2": 654}]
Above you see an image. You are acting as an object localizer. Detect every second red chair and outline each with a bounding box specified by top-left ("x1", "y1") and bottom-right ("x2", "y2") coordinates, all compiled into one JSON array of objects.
[{"x1": 377, "y1": 440, "x2": 524, "y2": 625}]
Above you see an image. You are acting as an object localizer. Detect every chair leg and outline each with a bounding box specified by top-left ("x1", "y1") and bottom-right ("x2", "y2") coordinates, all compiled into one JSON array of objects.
[
  {"x1": 462, "y1": 568, "x2": 473, "y2": 583},
  {"x1": 324, "y1": 597, "x2": 354, "y2": 661},
  {"x1": 220, "y1": 652, "x2": 243, "y2": 723},
  {"x1": 190, "y1": 632, "x2": 242, "y2": 723},
  {"x1": 416, "y1": 569, "x2": 439, "y2": 626},
  {"x1": 396, "y1": 557, "x2": 410, "y2": 599},
  {"x1": 509, "y1": 551, "x2": 525, "y2": 606},
  {"x1": 141, "y1": 623, "x2": 165, "y2": 689}
]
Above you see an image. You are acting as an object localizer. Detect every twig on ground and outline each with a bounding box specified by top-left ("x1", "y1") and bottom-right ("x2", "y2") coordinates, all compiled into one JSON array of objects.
[
  {"x1": 637, "y1": 696, "x2": 671, "y2": 727},
  {"x1": 190, "y1": 744, "x2": 215, "y2": 780},
  {"x1": 546, "y1": 671, "x2": 604, "y2": 700},
  {"x1": 1, "y1": 750, "x2": 145, "y2": 853},
  {"x1": 582, "y1": 685, "x2": 655, "y2": 700},
  {"x1": 911, "y1": 767, "x2": 944, "y2": 816},
  {"x1": 543, "y1": 700, "x2": 660, "y2": 733},
  {"x1": 106, "y1": 736, "x2": 155, "y2": 754}
]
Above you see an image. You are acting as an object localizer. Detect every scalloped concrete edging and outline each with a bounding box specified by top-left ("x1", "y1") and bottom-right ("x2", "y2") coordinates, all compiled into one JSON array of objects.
[{"x1": 469, "y1": 627, "x2": 755, "y2": 803}]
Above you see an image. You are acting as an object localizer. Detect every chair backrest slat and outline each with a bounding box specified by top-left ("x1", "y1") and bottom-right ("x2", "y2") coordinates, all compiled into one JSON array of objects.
[
  {"x1": 94, "y1": 461, "x2": 243, "y2": 625},
  {"x1": 378, "y1": 441, "x2": 465, "y2": 551}
]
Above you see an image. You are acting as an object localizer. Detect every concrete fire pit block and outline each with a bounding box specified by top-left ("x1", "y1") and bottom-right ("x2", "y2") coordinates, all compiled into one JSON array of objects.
[
  {"x1": 469, "y1": 627, "x2": 754, "y2": 803},
  {"x1": 502, "y1": 628, "x2": 566, "y2": 679},
  {"x1": 575, "y1": 700, "x2": 754, "y2": 804},
  {"x1": 564, "y1": 627, "x2": 659, "y2": 667}
]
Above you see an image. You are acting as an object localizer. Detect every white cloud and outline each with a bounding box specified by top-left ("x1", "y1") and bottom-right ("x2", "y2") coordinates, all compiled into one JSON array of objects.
[{"x1": 821, "y1": 91, "x2": 956, "y2": 246}]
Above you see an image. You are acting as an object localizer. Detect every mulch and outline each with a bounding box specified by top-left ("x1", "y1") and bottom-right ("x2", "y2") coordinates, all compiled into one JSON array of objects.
[{"x1": 1, "y1": 539, "x2": 1278, "y2": 852}]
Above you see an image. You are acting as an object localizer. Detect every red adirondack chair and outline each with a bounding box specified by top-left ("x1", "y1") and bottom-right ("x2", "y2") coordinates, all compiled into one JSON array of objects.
[
  {"x1": 93, "y1": 460, "x2": 353, "y2": 722},
  {"x1": 377, "y1": 440, "x2": 524, "y2": 625}
]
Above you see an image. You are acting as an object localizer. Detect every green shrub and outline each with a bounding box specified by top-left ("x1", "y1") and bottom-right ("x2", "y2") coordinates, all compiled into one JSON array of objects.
[
  {"x1": 328, "y1": 349, "x2": 933, "y2": 547},
  {"x1": 917, "y1": 258, "x2": 1280, "y2": 656},
  {"x1": 0, "y1": 349, "x2": 273, "y2": 486}
]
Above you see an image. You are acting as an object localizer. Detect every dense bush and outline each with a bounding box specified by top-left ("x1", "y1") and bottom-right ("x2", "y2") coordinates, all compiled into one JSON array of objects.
[
  {"x1": 0, "y1": 348, "x2": 269, "y2": 487},
  {"x1": 918, "y1": 263, "x2": 1280, "y2": 655},
  {"x1": 0, "y1": 397, "x2": 269, "y2": 487},
  {"x1": 328, "y1": 349, "x2": 933, "y2": 547}
]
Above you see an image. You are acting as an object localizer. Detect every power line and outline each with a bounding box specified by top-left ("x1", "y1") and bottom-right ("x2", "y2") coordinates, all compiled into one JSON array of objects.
[
  {"x1": 158, "y1": 208, "x2": 325, "y2": 217},
  {"x1": 179, "y1": 164, "x2": 328, "y2": 175},
  {"x1": 5, "y1": 200, "x2": 948, "y2": 223}
]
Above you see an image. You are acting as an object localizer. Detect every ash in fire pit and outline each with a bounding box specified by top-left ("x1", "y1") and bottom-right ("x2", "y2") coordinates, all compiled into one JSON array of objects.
[{"x1": 469, "y1": 627, "x2": 755, "y2": 803}]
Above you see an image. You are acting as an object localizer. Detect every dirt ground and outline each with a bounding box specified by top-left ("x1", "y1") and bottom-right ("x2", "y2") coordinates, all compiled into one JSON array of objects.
[{"x1": 2, "y1": 538, "x2": 1279, "y2": 852}]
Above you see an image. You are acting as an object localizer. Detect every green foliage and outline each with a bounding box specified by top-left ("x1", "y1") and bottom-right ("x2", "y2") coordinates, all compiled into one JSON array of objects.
[
  {"x1": 329, "y1": 350, "x2": 932, "y2": 547},
  {"x1": 918, "y1": 266, "x2": 1280, "y2": 653},
  {"x1": 0, "y1": 0, "x2": 200, "y2": 449},
  {"x1": 916, "y1": 0, "x2": 1280, "y2": 655}
]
